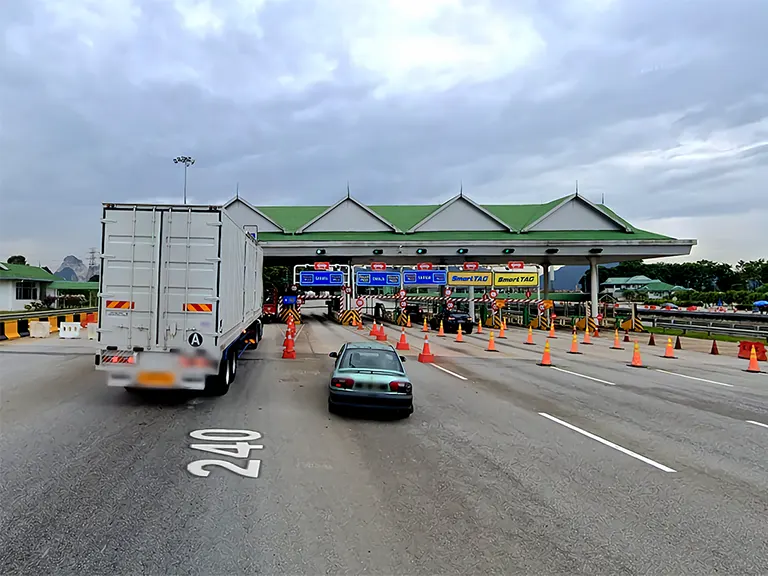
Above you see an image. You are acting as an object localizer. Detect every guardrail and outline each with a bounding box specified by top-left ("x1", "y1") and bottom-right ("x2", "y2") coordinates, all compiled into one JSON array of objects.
[
  {"x1": 652, "y1": 320, "x2": 768, "y2": 340},
  {"x1": 0, "y1": 307, "x2": 98, "y2": 321}
]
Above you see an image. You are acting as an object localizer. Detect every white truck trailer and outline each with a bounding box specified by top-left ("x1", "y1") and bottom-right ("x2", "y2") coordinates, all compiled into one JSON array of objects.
[{"x1": 95, "y1": 203, "x2": 264, "y2": 395}]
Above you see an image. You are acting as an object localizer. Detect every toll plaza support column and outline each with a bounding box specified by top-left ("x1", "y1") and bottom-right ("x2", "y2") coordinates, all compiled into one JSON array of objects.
[
  {"x1": 589, "y1": 257, "x2": 599, "y2": 321},
  {"x1": 469, "y1": 286, "x2": 475, "y2": 319},
  {"x1": 542, "y1": 264, "x2": 551, "y2": 325}
]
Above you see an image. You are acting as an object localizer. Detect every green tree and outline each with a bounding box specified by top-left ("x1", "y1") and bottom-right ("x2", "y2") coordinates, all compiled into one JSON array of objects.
[
  {"x1": 7, "y1": 255, "x2": 26, "y2": 265},
  {"x1": 263, "y1": 265, "x2": 289, "y2": 292}
]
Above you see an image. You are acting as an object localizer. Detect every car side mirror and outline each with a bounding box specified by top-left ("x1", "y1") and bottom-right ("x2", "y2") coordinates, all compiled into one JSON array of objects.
[
  {"x1": 400, "y1": 356, "x2": 406, "y2": 362},
  {"x1": 329, "y1": 351, "x2": 338, "y2": 358}
]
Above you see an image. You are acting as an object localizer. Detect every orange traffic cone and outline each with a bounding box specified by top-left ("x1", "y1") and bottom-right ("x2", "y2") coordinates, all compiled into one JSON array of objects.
[
  {"x1": 548, "y1": 321, "x2": 556, "y2": 339},
  {"x1": 610, "y1": 329, "x2": 624, "y2": 350},
  {"x1": 407, "y1": 315, "x2": 412, "y2": 328},
  {"x1": 593, "y1": 326, "x2": 600, "y2": 338},
  {"x1": 418, "y1": 335, "x2": 435, "y2": 363},
  {"x1": 568, "y1": 332, "x2": 582, "y2": 355},
  {"x1": 456, "y1": 324, "x2": 464, "y2": 342},
  {"x1": 538, "y1": 340, "x2": 553, "y2": 366},
  {"x1": 357, "y1": 317, "x2": 365, "y2": 330},
  {"x1": 396, "y1": 327, "x2": 410, "y2": 351},
  {"x1": 476, "y1": 320, "x2": 483, "y2": 334},
  {"x1": 628, "y1": 341, "x2": 645, "y2": 368},
  {"x1": 369, "y1": 321, "x2": 378, "y2": 337},
  {"x1": 710, "y1": 340, "x2": 719, "y2": 355},
  {"x1": 282, "y1": 332, "x2": 296, "y2": 359},
  {"x1": 745, "y1": 345, "x2": 762, "y2": 373},
  {"x1": 623, "y1": 331, "x2": 631, "y2": 343},
  {"x1": 486, "y1": 331, "x2": 497, "y2": 352},
  {"x1": 497, "y1": 322, "x2": 507, "y2": 339},
  {"x1": 582, "y1": 329, "x2": 593, "y2": 345},
  {"x1": 422, "y1": 318, "x2": 429, "y2": 332},
  {"x1": 376, "y1": 323, "x2": 387, "y2": 341},
  {"x1": 662, "y1": 337, "x2": 677, "y2": 359},
  {"x1": 524, "y1": 326, "x2": 535, "y2": 345},
  {"x1": 502, "y1": 318, "x2": 508, "y2": 330},
  {"x1": 648, "y1": 333, "x2": 656, "y2": 346},
  {"x1": 351, "y1": 317, "x2": 358, "y2": 328},
  {"x1": 437, "y1": 320, "x2": 445, "y2": 337}
]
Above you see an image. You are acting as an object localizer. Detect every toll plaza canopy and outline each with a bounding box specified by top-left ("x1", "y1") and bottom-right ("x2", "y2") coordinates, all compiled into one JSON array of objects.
[{"x1": 224, "y1": 191, "x2": 696, "y2": 267}]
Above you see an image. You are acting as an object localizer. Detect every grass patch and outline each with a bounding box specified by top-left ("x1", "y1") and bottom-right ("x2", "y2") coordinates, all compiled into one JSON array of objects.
[{"x1": 646, "y1": 326, "x2": 765, "y2": 344}]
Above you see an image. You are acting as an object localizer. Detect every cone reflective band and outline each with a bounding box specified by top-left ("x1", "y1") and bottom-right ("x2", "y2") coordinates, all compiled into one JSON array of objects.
[
  {"x1": 184, "y1": 303, "x2": 213, "y2": 312},
  {"x1": 106, "y1": 300, "x2": 134, "y2": 309}
]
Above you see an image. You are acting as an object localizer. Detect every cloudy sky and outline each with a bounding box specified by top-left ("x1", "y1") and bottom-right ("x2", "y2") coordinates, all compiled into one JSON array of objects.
[{"x1": 1, "y1": 0, "x2": 766, "y2": 268}]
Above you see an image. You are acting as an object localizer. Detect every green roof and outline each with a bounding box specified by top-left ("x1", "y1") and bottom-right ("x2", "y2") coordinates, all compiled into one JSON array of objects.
[
  {"x1": 0, "y1": 262, "x2": 57, "y2": 282},
  {"x1": 252, "y1": 196, "x2": 673, "y2": 241},
  {"x1": 638, "y1": 281, "x2": 688, "y2": 292},
  {"x1": 49, "y1": 281, "x2": 99, "y2": 291},
  {"x1": 257, "y1": 229, "x2": 670, "y2": 242}
]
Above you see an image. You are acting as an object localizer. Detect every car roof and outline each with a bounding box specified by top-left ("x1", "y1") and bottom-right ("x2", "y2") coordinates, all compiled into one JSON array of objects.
[{"x1": 343, "y1": 341, "x2": 395, "y2": 351}]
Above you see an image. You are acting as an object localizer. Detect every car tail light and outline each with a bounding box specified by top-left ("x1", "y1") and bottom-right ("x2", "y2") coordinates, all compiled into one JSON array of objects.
[
  {"x1": 389, "y1": 381, "x2": 412, "y2": 393},
  {"x1": 331, "y1": 378, "x2": 354, "y2": 389}
]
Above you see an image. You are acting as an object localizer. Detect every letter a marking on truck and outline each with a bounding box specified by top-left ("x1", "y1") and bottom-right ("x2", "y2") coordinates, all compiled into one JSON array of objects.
[{"x1": 188, "y1": 332, "x2": 204, "y2": 347}]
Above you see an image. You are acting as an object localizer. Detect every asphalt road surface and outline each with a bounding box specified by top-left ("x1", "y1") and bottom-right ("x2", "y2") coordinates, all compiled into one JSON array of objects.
[{"x1": 1, "y1": 312, "x2": 767, "y2": 575}]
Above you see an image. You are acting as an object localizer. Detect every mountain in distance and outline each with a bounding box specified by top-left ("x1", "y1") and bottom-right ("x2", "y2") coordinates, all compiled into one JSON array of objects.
[{"x1": 55, "y1": 255, "x2": 100, "y2": 282}]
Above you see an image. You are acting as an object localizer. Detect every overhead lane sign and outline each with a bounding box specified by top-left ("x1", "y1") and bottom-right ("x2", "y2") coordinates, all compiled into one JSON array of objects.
[
  {"x1": 355, "y1": 270, "x2": 401, "y2": 287},
  {"x1": 299, "y1": 271, "x2": 345, "y2": 286},
  {"x1": 493, "y1": 271, "x2": 539, "y2": 287},
  {"x1": 402, "y1": 269, "x2": 447, "y2": 286},
  {"x1": 447, "y1": 268, "x2": 492, "y2": 287}
]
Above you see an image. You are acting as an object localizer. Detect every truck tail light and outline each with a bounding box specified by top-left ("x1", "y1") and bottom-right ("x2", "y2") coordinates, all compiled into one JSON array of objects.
[
  {"x1": 331, "y1": 378, "x2": 354, "y2": 389},
  {"x1": 389, "y1": 381, "x2": 412, "y2": 393}
]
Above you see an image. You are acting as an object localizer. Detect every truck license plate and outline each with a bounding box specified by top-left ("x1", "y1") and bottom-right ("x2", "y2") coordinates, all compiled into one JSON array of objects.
[{"x1": 137, "y1": 371, "x2": 175, "y2": 387}]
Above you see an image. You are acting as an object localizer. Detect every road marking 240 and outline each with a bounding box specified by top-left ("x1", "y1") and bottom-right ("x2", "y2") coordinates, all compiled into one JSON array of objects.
[{"x1": 187, "y1": 429, "x2": 263, "y2": 478}]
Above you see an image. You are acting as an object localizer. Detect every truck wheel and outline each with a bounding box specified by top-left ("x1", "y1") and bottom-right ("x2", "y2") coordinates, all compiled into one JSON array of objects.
[
  {"x1": 229, "y1": 352, "x2": 237, "y2": 380},
  {"x1": 205, "y1": 355, "x2": 231, "y2": 396}
]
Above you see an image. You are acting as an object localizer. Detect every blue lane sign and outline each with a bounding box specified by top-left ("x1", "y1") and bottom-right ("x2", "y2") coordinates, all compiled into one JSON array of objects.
[
  {"x1": 402, "y1": 269, "x2": 447, "y2": 286},
  {"x1": 299, "y1": 271, "x2": 344, "y2": 286},
  {"x1": 355, "y1": 271, "x2": 401, "y2": 287},
  {"x1": 282, "y1": 295, "x2": 297, "y2": 305}
]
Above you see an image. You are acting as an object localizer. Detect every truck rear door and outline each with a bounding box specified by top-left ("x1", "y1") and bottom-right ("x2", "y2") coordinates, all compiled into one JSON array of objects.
[{"x1": 100, "y1": 206, "x2": 221, "y2": 351}]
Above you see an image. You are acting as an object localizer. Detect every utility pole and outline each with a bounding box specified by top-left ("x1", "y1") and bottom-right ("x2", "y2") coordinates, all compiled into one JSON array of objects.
[
  {"x1": 87, "y1": 247, "x2": 98, "y2": 268},
  {"x1": 173, "y1": 156, "x2": 195, "y2": 204}
]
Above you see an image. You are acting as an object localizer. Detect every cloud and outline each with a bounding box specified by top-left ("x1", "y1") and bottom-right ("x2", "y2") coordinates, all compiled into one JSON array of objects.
[{"x1": 1, "y1": 0, "x2": 766, "y2": 267}]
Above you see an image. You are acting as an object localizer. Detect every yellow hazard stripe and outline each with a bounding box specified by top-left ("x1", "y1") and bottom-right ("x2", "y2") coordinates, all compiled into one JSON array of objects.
[
  {"x1": 106, "y1": 300, "x2": 134, "y2": 309},
  {"x1": 184, "y1": 303, "x2": 213, "y2": 312}
]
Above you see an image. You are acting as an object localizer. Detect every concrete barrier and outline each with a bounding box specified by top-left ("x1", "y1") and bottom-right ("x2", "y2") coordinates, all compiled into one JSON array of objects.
[{"x1": 29, "y1": 321, "x2": 51, "y2": 338}]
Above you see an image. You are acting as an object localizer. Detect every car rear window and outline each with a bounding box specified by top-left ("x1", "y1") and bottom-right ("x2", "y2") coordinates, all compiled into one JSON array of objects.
[
  {"x1": 339, "y1": 349, "x2": 403, "y2": 372},
  {"x1": 448, "y1": 314, "x2": 468, "y2": 320}
]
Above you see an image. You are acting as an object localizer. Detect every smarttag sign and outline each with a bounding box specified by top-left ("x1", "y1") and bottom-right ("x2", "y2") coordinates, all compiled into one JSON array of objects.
[
  {"x1": 355, "y1": 271, "x2": 401, "y2": 287},
  {"x1": 402, "y1": 269, "x2": 447, "y2": 286},
  {"x1": 299, "y1": 271, "x2": 344, "y2": 286},
  {"x1": 493, "y1": 271, "x2": 539, "y2": 287},
  {"x1": 447, "y1": 269, "x2": 492, "y2": 287}
]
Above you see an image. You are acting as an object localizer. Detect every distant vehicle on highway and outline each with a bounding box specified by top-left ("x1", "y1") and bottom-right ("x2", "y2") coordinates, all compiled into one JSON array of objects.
[
  {"x1": 327, "y1": 342, "x2": 413, "y2": 418},
  {"x1": 429, "y1": 311, "x2": 474, "y2": 334}
]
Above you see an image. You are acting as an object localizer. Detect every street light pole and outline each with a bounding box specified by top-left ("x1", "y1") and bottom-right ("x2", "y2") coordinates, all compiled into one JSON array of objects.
[{"x1": 173, "y1": 156, "x2": 195, "y2": 204}]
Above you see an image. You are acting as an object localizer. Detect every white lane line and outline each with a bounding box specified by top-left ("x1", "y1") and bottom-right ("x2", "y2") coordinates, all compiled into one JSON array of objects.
[
  {"x1": 539, "y1": 412, "x2": 677, "y2": 473},
  {"x1": 431, "y1": 363, "x2": 468, "y2": 381},
  {"x1": 552, "y1": 366, "x2": 616, "y2": 386},
  {"x1": 654, "y1": 369, "x2": 733, "y2": 388},
  {"x1": 746, "y1": 420, "x2": 768, "y2": 429}
]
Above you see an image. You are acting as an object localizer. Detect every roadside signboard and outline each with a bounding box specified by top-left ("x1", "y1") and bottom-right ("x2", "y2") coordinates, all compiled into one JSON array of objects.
[
  {"x1": 299, "y1": 271, "x2": 344, "y2": 286},
  {"x1": 493, "y1": 271, "x2": 538, "y2": 287},
  {"x1": 446, "y1": 301, "x2": 455, "y2": 310},
  {"x1": 416, "y1": 262, "x2": 433, "y2": 270},
  {"x1": 355, "y1": 270, "x2": 401, "y2": 287},
  {"x1": 314, "y1": 262, "x2": 330, "y2": 271},
  {"x1": 402, "y1": 269, "x2": 447, "y2": 286},
  {"x1": 447, "y1": 268, "x2": 492, "y2": 287},
  {"x1": 489, "y1": 289, "x2": 498, "y2": 299},
  {"x1": 399, "y1": 300, "x2": 408, "y2": 309},
  {"x1": 355, "y1": 297, "x2": 364, "y2": 308},
  {"x1": 370, "y1": 262, "x2": 387, "y2": 271},
  {"x1": 463, "y1": 262, "x2": 480, "y2": 271},
  {"x1": 507, "y1": 261, "x2": 525, "y2": 270}
]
